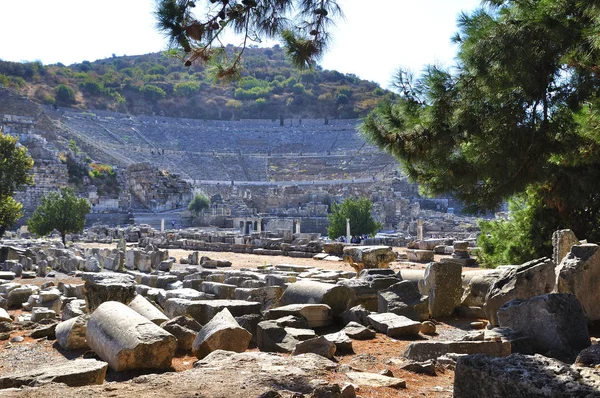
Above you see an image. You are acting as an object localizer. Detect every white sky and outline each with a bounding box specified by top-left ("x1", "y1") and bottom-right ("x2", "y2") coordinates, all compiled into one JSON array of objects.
[{"x1": 0, "y1": 0, "x2": 481, "y2": 89}]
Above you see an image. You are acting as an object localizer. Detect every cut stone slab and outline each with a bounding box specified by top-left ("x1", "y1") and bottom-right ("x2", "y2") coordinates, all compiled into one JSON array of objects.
[
  {"x1": 344, "y1": 371, "x2": 406, "y2": 389},
  {"x1": 31, "y1": 307, "x2": 56, "y2": 323},
  {"x1": 82, "y1": 273, "x2": 136, "y2": 311},
  {"x1": 367, "y1": 312, "x2": 422, "y2": 338},
  {"x1": 323, "y1": 331, "x2": 354, "y2": 354},
  {"x1": 161, "y1": 315, "x2": 202, "y2": 352},
  {"x1": 163, "y1": 298, "x2": 261, "y2": 325},
  {"x1": 454, "y1": 353, "x2": 600, "y2": 398},
  {"x1": 378, "y1": 280, "x2": 429, "y2": 321},
  {"x1": 552, "y1": 229, "x2": 580, "y2": 267},
  {"x1": 192, "y1": 308, "x2": 252, "y2": 359},
  {"x1": 128, "y1": 294, "x2": 169, "y2": 326},
  {"x1": 0, "y1": 358, "x2": 108, "y2": 389},
  {"x1": 265, "y1": 303, "x2": 332, "y2": 328},
  {"x1": 55, "y1": 315, "x2": 89, "y2": 350},
  {"x1": 343, "y1": 321, "x2": 376, "y2": 340},
  {"x1": 342, "y1": 246, "x2": 396, "y2": 274},
  {"x1": 257, "y1": 320, "x2": 315, "y2": 353},
  {"x1": 403, "y1": 340, "x2": 511, "y2": 362},
  {"x1": 423, "y1": 262, "x2": 462, "y2": 318},
  {"x1": 406, "y1": 249, "x2": 434, "y2": 263},
  {"x1": 497, "y1": 293, "x2": 590, "y2": 361},
  {"x1": 86, "y1": 301, "x2": 177, "y2": 371},
  {"x1": 292, "y1": 336, "x2": 336, "y2": 359}
]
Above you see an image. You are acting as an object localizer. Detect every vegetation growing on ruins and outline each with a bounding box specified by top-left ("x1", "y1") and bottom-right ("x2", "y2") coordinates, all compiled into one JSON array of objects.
[
  {"x1": 0, "y1": 46, "x2": 391, "y2": 120},
  {"x1": 28, "y1": 187, "x2": 91, "y2": 245},
  {"x1": 327, "y1": 197, "x2": 381, "y2": 239},
  {"x1": 0, "y1": 132, "x2": 34, "y2": 236},
  {"x1": 361, "y1": 0, "x2": 600, "y2": 265},
  {"x1": 188, "y1": 193, "x2": 210, "y2": 217}
]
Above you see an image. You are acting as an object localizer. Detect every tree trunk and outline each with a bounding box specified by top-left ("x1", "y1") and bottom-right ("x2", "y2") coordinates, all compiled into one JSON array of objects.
[{"x1": 61, "y1": 231, "x2": 66, "y2": 245}]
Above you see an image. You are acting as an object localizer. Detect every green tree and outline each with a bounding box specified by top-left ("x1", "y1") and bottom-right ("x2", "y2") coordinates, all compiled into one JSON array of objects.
[
  {"x1": 327, "y1": 197, "x2": 381, "y2": 239},
  {"x1": 362, "y1": 0, "x2": 600, "y2": 263},
  {"x1": 155, "y1": 0, "x2": 342, "y2": 75},
  {"x1": 55, "y1": 84, "x2": 76, "y2": 105},
  {"x1": 188, "y1": 193, "x2": 209, "y2": 220},
  {"x1": 28, "y1": 188, "x2": 91, "y2": 245},
  {"x1": 0, "y1": 132, "x2": 34, "y2": 236}
]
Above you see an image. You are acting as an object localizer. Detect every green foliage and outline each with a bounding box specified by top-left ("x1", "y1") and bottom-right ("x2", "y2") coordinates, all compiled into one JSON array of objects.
[
  {"x1": 68, "y1": 140, "x2": 80, "y2": 154},
  {"x1": 173, "y1": 81, "x2": 201, "y2": 96},
  {"x1": 327, "y1": 197, "x2": 382, "y2": 239},
  {"x1": 362, "y1": 0, "x2": 600, "y2": 260},
  {"x1": 88, "y1": 163, "x2": 114, "y2": 178},
  {"x1": 140, "y1": 84, "x2": 166, "y2": 101},
  {"x1": 27, "y1": 187, "x2": 91, "y2": 244},
  {"x1": 188, "y1": 193, "x2": 210, "y2": 217},
  {"x1": 0, "y1": 196, "x2": 23, "y2": 237},
  {"x1": 55, "y1": 84, "x2": 76, "y2": 105}
]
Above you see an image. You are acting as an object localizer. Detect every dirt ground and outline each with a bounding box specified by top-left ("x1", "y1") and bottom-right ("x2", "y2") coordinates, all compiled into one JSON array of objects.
[{"x1": 0, "y1": 243, "x2": 484, "y2": 397}]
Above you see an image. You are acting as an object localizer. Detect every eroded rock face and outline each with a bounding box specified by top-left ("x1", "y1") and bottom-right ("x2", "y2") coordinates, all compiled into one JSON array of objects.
[
  {"x1": 342, "y1": 246, "x2": 396, "y2": 274},
  {"x1": 484, "y1": 258, "x2": 555, "y2": 326},
  {"x1": 86, "y1": 301, "x2": 177, "y2": 371},
  {"x1": 454, "y1": 354, "x2": 600, "y2": 398},
  {"x1": 555, "y1": 244, "x2": 600, "y2": 322},
  {"x1": 497, "y1": 293, "x2": 590, "y2": 361}
]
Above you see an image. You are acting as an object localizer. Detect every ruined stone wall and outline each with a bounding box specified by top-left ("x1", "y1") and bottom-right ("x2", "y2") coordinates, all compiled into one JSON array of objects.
[{"x1": 126, "y1": 162, "x2": 192, "y2": 211}]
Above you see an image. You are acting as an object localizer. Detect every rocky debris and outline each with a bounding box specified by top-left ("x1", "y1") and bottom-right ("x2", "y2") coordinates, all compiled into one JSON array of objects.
[
  {"x1": 552, "y1": 229, "x2": 580, "y2": 267},
  {"x1": 344, "y1": 371, "x2": 406, "y2": 389},
  {"x1": 31, "y1": 307, "x2": 56, "y2": 323},
  {"x1": 280, "y1": 280, "x2": 356, "y2": 317},
  {"x1": 0, "y1": 359, "x2": 108, "y2": 389},
  {"x1": 257, "y1": 319, "x2": 316, "y2": 353},
  {"x1": 484, "y1": 258, "x2": 555, "y2": 326},
  {"x1": 86, "y1": 301, "x2": 177, "y2": 371},
  {"x1": 460, "y1": 270, "x2": 501, "y2": 308},
  {"x1": 292, "y1": 336, "x2": 336, "y2": 359},
  {"x1": 62, "y1": 299, "x2": 87, "y2": 320},
  {"x1": 497, "y1": 293, "x2": 590, "y2": 361},
  {"x1": 555, "y1": 243, "x2": 600, "y2": 321},
  {"x1": 192, "y1": 308, "x2": 252, "y2": 359},
  {"x1": 378, "y1": 280, "x2": 429, "y2": 321},
  {"x1": 337, "y1": 271, "x2": 400, "y2": 311},
  {"x1": 575, "y1": 344, "x2": 600, "y2": 367},
  {"x1": 405, "y1": 249, "x2": 434, "y2": 263},
  {"x1": 128, "y1": 294, "x2": 169, "y2": 325},
  {"x1": 55, "y1": 315, "x2": 89, "y2": 350},
  {"x1": 343, "y1": 321, "x2": 376, "y2": 340},
  {"x1": 323, "y1": 331, "x2": 354, "y2": 354},
  {"x1": 265, "y1": 303, "x2": 332, "y2": 328},
  {"x1": 400, "y1": 359, "x2": 437, "y2": 375},
  {"x1": 367, "y1": 313, "x2": 422, "y2": 338},
  {"x1": 161, "y1": 315, "x2": 202, "y2": 352},
  {"x1": 82, "y1": 273, "x2": 136, "y2": 311},
  {"x1": 342, "y1": 246, "x2": 396, "y2": 273},
  {"x1": 454, "y1": 353, "x2": 600, "y2": 398},
  {"x1": 423, "y1": 262, "x2": 462, "y2": 318},
  {"x1": 403, "y1": 339, "x2": 512, "y2": 362},
  {"x1": 0, "y1": 308, "x2": 11, "y2": 322},
  {"x1": 341, "y1": 304, "x2": 371, "y2": 326}
]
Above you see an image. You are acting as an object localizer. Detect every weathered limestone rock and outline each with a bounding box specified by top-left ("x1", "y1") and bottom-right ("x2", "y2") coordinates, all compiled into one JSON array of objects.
[
  {"x1": 292, "y1": 336, "x2": 336, "y2": 359},
  {"x1": 82, "y1": 273, "x2": 136, "y2": 311},
  {"x1": 406, "y1": 249, "x2": 434, "y2": 263},
  {"x1": 342, "y1": 304, "x2": 371, "y2": 326},
  {"x1": 378, "y1": 281, "x2": 429, "y2": 321},
  {"x1": 0, "y1": 359, "x2": 108, "y2": 389},
  {"x1": 62, "y1": 299, "x2": 87, "y2": 321},
  {"x1": 192, "y1": 308, "x2": 252, "y2": 359},
  {"x1": 403, "y1": 340, "x2": 512, "y2": 362},
  {"x1": 257, "y1": 319, "x2": 315, "y2": 353},
  {"x1": 31, "y1": 307, "x2": 56, "y2": 323},
  {"x1": 555, "y1": 244, "x2": 600, "y2": 321},
  {"x1": 323, "y1": 331, "x2": 354, "y2": 354},
  {"x1": 0, "y1": 308, "x2": 11, "y2": 323},
  {"x1": 423, "y1": 262, "x2": 462, "y2": 318},
  {"x1": 128, "y1": 294, "x2": 169, "y2": 325},
  {"x1": 234, "y1": 286, "x2": 284, "y2": 311},
  {"x1": 7, "y1": 285, "x2": 36, "y2": 308},
  {"x1": 344, "y1": 372, "x2": 406, "y2": 389},
  {"x1": 454, "y1": 354, "x2": 600, "y2": 398},
  {"x1": 497, "y1": 293, "x2": 590, "y2": 360},
  {"x1": 265, "y1": 304, "x2": 332, "y2": 328},
  {"x1": 280, "y1": 280, "x2": 356, "y2": 317},
  {"x1": 343, "y1": 321, "x2": 376, "y2": 340},
  {"x1": 575, "y1": 344, "x2": 600, "y2": 367},
  {"x1": 460, "y1": 270, "x2": 501, "y2": 308},
  {"x1": 400, "y1": 360, "x2": 436, "y2": 375},
  {"x1": 342, "y1": 246, "x2": 396, "y2": 273},
  {"x1": 161, "y1": 315, "x2": 202, "y2": 352},
  {"x1": 86, "y1": 301, "x2": 177, "y2": 371},
  {"x1": 552, "y1": 229, "x2": 580, "y2": 267},
  {"x1": 367, "y1": 313, "x2": 422, "y2": 338},
  {"x1": 484, "y1": 258, "x2": 555, "y2": 326},
  {"x1": 55, "y1": 315, "x2": 89, "y2": 350}
]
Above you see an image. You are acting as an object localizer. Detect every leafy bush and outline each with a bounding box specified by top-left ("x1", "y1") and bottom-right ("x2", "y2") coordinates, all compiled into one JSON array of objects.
[
  {"x1": 55, "y1": 84, "x2": 76, "y2": 104},
  {"x1": 327, "y1": 197, "x2": 382, "y2": 239}
]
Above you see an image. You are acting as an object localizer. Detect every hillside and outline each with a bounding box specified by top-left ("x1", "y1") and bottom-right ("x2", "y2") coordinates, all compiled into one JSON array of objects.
[{"x1": 0, "y1": 46, "x2": 395, "y2": 120}]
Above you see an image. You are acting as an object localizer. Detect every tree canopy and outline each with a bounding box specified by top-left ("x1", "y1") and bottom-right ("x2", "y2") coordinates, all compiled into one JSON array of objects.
[
  {"x1": 155, "y1": 0, "x2": 342, "y2": 76},
  {"x1": 362, "y1": 0, "x2": 600, "y2": 259},
  {"x1": 188, "y1": 193, "x2": 210, "y2": 216},
  {"x1": 27, "y1": 188, "x2": 91, "y2": 245},
  {"x1": 0, "y1": 132, "x2": 34, "y2": 236},
  {"x1": 327, "y1": 197, "x2": 381, "y2": 239}
]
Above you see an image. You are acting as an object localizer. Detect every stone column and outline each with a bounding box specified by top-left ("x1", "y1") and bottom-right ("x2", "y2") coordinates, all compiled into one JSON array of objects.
[
  {"x1": 296, "y1": 220, "x2": 301, "y2": 234},
  {"x1": 161, "y1": 219, "x2": 164, "y2": 232},
  {"x1": 257, "y1": 219, "x2": 262, "y2": 233},
  {"x1": 417, "y1": 219, "x2": 424, "y2": 241},
  {"x1": 346, "y1": 218, "x2": 351, "y2": 243}
]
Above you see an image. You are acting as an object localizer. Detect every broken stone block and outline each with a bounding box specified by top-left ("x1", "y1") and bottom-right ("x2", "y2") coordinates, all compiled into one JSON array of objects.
[
  {"x1": 454, "y1": 353, "x2": 600, "y2": 398},
  {"x1": 31, "y1": 307, "x2": 56, "y2": 323},
  {"x1": 497, "y1": 293, "x2": 590, "y2": 361},
  {"x1": 82, "y1": 273, "x2": 136, "y2": 311},
  {"x1": 86, "y1": 301, "x2": 177, "y2": 371},
  {"x1": 403, "y1": 340, "x2": 511, "y2": 362},
  {"x1": 55, "y1": 315, "x2": 89, "y2": 350},
  {"x1": 484, "y1": 257, "x2": 555, "y2": 326},
  {"x1": 378, "y1": 280, "x2": 429, "y2": 321},
  {"x1": 323, "y1": 331, "x2": 354, "y2": 354},
  {"x1": 292, "y1": 336, "x2": 336, "y2": 359},
  {"x1": 367, "y1": 313, "x2": 422, "y2": 338},
  {"x1": 234, "y1": 286, "x2": 283, "y2": 311},
  {"x1": 344, "y1": 371, "x2": 406, "y2": 389},
  {"x1": 161, "y1": 315, "x2": 202, "y2": 353},
  {"x1": 7, "y1": 285, "x2": 36, "y2": 308},
  {"x1": 0, "y1": 359, "x2": 108, "y2": 389},
  {"x1": 192, "y1": 308, "x2": 252, "y2": 359},
  {"x1": 406, "y1": 249, "x2": 434, "y2": 263},
  {"x1": 342, "y1": 304, "x2": 371, "y2": 326},
  {"x1": 342, "y1": 246, "x2": 396, "y2": 273},
  {"x1": 62, "y1": 299, "x2": 87, "y2": 321},
  {"x1": 265, "y1": 303, "x2": 332, "y2": 328},
  {"x1": 0, "y1": 308, "x2": 11, "y2": 323},
  {"x1": 552, "y1": 229, "x2": 580, "y2": 267},
  {"x1": 280, "y1": 280, "x2": 356, "y2": 317},
  {"x1": 343, "y1": 321, "x2": 376, "y2": 340},
  {"x1": 555, "y1": 244, "x2": 600, "y2": 322},
  {"x1": 400, "y1": 359, "x2": 436, "y2": 375},
  {"x1": 128, "y1": 294, "x2": 169, "y2": 325},
  {"x1": 257, "y1": 319, "x2": 315, "y2": 353},
  {"x1": 423, "y1": 262, "x2": 462, "y2": 318}
]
